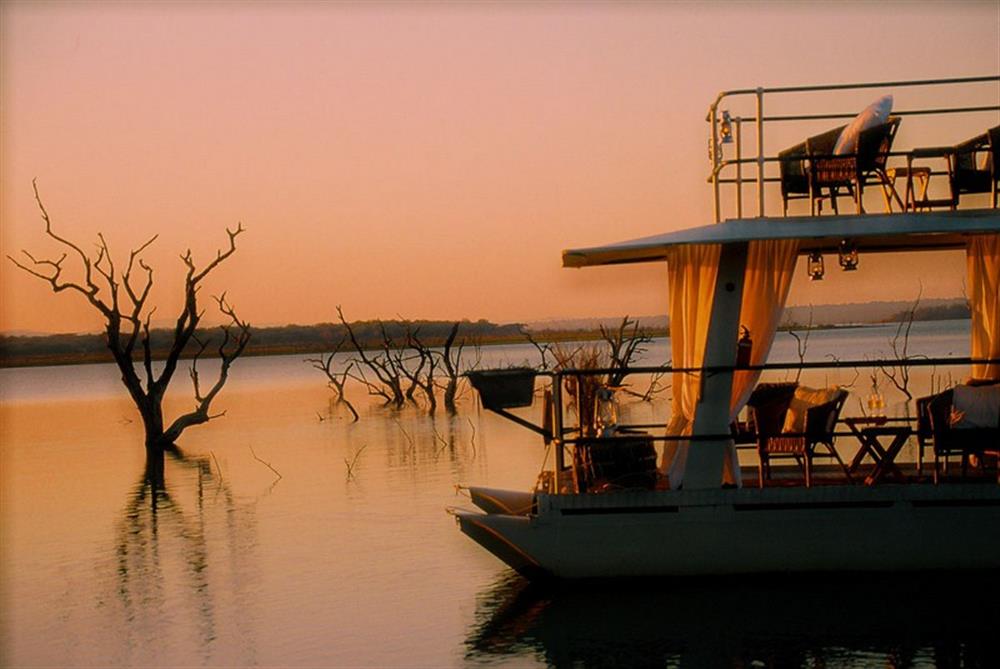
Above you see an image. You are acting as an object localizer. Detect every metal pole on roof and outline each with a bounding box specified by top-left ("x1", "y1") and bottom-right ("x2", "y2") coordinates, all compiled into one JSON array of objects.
[
  {"x1": 711, "y1": 109, "x2": 721, "y2": 223},
  {"x1": 735, "y1": 118, "x2": 743, "y2": 218},
  {"x1": 756, "y1": 88, "x2": 765, "y2": 217},
  {"x1": 552, "y1": 372, "x2": 565, "y2": 491}
]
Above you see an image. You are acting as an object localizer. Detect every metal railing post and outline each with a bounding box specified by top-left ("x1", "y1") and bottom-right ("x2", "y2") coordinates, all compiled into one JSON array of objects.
[
  {"x1": 735, "y1": 117, "x2": 743, "y2": 218},
  {"x1": 711, "y1": 109, "x2": 721, "y2": 223},
  {"x1": 552, "y1": 372, "x2": 564, "y2": 491},
  {"x1": 756, "y1": 87, "x2": 765, "y2": 217}
]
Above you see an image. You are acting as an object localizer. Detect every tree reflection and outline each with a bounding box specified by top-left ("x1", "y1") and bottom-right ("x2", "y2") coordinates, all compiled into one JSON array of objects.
[
  {"x1": 466, "y1": 571, "x2": 1000, "y2": 667},
  {"x1": 111, "y1": 446, "x2": 259, "y2": 664}
]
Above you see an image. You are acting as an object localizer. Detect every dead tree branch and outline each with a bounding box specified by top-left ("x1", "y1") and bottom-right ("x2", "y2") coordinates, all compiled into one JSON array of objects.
[
  {"x1": 520, "y1": 326, "x2": 553, "y2": 370},
  {"x1": 880, "y1": 288, "x2": 924, "y2": 401},
  {"x1": 600, "y1": 316, "x2": 652, "y2": 388},
  {"x1": 305, "y1": 339, "x2": 359, "y2": 422},
  {"x1": 9, "y1": 182, "x2": 249, "y2": 452},
  {"x1": 344, "y1": 444, "x2": 367, "y2": 481}
]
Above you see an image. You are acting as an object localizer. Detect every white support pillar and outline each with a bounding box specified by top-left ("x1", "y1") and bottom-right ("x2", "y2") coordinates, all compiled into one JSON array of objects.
[{"x1": 683, "y1": 242, "x2": 747, "y2": 489}]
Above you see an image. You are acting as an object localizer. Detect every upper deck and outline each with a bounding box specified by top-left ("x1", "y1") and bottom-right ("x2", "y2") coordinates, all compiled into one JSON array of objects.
[{"x1": 564, "y1": 75, "x2": 1000, "y2": 267}]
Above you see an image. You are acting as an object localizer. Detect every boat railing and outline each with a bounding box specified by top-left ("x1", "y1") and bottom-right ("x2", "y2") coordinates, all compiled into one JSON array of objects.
[
  {"x1": 550, "y1": 355, "x2": 998, "y2": 443},
  {"x1": 706, "y1": 75, "x2": 1000, "y2": 222}
]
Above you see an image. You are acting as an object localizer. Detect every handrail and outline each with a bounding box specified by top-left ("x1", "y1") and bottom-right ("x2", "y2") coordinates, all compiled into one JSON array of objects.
[
  {"x1": 706, "y1": 75, "x2": 1000, "y2": 120},
  {"x1": 706, "y1": 75, "x2": 1000, "y2": 221},
  {"x1": 554, "y1": 356, "x2": 1000, "y2": 378}
]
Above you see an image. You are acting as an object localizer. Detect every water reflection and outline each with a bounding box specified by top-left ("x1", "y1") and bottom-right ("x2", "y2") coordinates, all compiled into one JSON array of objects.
[
  {"x1": 107, "y1": 448, "x2": 260, "y2": 665},
  {"x1": 467, "y1": 571, "x2": 1000, "y2": 667}
]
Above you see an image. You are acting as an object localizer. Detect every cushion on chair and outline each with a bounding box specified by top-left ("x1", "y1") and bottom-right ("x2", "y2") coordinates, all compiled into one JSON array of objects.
[
  {"x1": 782, "y1": 386, "x2": 843, "y2": 434},
  {"x1": 950, "y1": 384, "x2": 1000, "y2": 429},
  {"x1": 833, "y1": 95, "x2": 893, "y2": 155}
]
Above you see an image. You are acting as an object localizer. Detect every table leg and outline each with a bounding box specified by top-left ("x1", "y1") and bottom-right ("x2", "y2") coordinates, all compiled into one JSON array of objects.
[
  {"x1": 847, "y1": 424, "x2": 876, "y2": 475},
  {"x1": 865, "y1": 432, "x2": 909, "y2": 485}
]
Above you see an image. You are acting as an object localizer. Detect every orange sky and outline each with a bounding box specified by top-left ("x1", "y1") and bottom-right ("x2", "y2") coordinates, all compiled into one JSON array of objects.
[{"x1": 2, "y1": 1, "x2": 998, "y2": 334}]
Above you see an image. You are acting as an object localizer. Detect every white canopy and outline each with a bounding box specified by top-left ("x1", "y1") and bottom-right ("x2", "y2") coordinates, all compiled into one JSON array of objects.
[{"x1": 563, "y1": 210, "x2": 1000, "y2": 268}]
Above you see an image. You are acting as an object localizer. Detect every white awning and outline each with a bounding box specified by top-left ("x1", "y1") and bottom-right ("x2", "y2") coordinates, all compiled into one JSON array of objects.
[{"x1": 562, "y1": 210, "x2": 1000, "y2": 268}]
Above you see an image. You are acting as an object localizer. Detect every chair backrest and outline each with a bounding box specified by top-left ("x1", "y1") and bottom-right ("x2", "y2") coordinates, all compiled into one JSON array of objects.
[
  {"x1": 746, "y1": 382, "x2": 799, "y2": 435},
  {"x1": 951, "y1": 127, "x2": 1000, "y2": 201},
  {"x1": 804, "y1": 125, "x2": 847, "y2": 158},
  {"x1": 856, "y1": 116, "x2": 900, "y2": 173},
  {"x1": 986, "y1": 125, "x2": 999, "y2": 179},
  {"x1": 805, "y1": 388, "x2": 849, "y2": 444},
  {"x1": 780, "y1": 126, "x2": 845, "y2": 197},
  {"x1": 915, "y1": 393, "x2": 936, "y2": 446},
  {"x1": 953, "y1": 131, "x2": 990, "y2": 175}
]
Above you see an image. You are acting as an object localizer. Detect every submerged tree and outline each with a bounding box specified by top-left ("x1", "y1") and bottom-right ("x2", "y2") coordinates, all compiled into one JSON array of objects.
[{"x1": 8, "y1": 181, "x2": 251, "y2": 455}]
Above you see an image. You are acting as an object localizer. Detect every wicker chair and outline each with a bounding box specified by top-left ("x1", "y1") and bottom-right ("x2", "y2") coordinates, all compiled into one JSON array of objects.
[
  {"x1": 806, "y1": 116, "x2": 901, "y2": 215},
  {"x1": 919, "y1": 380, "x2": 1000, "y2": 484},
  {"x1": 908, "y1": 125, "x2": 999, "y2": 210},
  {"x1": 779, "y1": 126, "x2": 844, "y2": 216},
  {"x1": 733, "y1": 381, "x2": 799, "y2": 444},
  {"x1": 753, "y1": 388, "x2": 851, "y2": 488},
  {"x1": 949, "y1": 125, "x2": 999, "y2": 208}
]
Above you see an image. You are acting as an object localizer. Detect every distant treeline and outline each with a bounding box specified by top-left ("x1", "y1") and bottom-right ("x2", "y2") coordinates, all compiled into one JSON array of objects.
[
  {"x1": 0, "y1": 319, "x2": 527, "y2": 368},
  {"x1": 885, "y1": 303, "x2": 970, "y2": 322}
]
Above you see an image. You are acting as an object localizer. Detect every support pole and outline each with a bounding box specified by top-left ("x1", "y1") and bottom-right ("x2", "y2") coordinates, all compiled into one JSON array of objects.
[
  {"x1": 683, "y1": 242, "x2": 748, "y2": 489},
  {"x1": 552, "y1": 372, "x2": 565, "y2": 490},
  {"x1": 756, "y1": 88, "x2": 765, "y2": 217}
]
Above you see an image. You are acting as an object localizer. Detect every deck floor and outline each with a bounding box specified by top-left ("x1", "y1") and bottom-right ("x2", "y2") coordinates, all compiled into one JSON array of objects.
[{"x1": 743, "y1": 460, "x2": 1000, "y2": 488}]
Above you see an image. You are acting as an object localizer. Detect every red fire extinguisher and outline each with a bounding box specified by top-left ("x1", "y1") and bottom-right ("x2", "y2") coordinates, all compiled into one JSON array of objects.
[{"x1": 736, "y1": 326, "x2": 753, "y2": 369}]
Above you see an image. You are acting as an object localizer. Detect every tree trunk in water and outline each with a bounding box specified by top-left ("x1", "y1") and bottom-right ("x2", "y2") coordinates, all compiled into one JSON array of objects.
[
  {"x1": 143, "y1": 446, "x2": 166, "y2": 496},
  {"x1": 138, "y1": 397, "x2": 173, "y2": 453},
  {"x1": 444, "y1": 380, "x2": 458, "y2": 415}
]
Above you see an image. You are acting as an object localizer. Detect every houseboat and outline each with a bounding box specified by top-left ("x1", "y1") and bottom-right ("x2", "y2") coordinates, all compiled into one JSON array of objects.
[{"x1": 451, "y1": 76, "x2": 1000, "y2": 580}]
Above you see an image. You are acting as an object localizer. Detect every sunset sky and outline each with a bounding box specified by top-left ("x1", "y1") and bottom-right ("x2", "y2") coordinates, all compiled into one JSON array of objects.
[{"x1": 2, "y1": 1, "x2": 998, "y2": 334}]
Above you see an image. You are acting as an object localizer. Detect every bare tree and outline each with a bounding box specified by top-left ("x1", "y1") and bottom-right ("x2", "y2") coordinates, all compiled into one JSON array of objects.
[
  {"x1": 438, "y1": 322, "x2": 472, "y2": 414},
  {"x1": 600, "y1": 316, "x2": 652, "y2": 387},
  {"x1": 520, "y1": 326, "x2": 553, "y2": 370},
  {"x1": 786, "y1": 306, "x2": 814, "y2": 383},
  {"x1": 9, "y1": 181, "x2": 251, "y2": 454},
  {"x1": 880, "y1": 289, "x2": 923, "y2": 401},
  {"x1": 305, "y1": 339, "x2": 359, "y2": 422},
  {"x1": 403, "y1": 327, "x2": 438, "y2": 413},
  {"x1": 337, "y1": 307, "x2": 406, "y2": 407}
]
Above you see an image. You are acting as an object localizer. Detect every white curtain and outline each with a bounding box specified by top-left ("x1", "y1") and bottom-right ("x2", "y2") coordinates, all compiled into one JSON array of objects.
[
  {"x1": 662, "y1": 240, "x2": 799, "y2": 489},
  {"x1": 724, "y1": 239, "x2": 800, "y2": 483},
  {"x1": 729, "y1": 239, "x2": 801, "y2": 412},
  {"x1": 968, "y1": 234, "x2": 1000, "y2": 381},
  {"x1": 662, "y1": 244, "x2": 721, "y2": 488}
]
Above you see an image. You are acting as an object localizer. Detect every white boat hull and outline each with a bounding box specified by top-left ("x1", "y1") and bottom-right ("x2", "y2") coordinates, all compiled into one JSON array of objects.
[{"x1": 454, "y1": 483, "x2": 1000, "y2": 579}]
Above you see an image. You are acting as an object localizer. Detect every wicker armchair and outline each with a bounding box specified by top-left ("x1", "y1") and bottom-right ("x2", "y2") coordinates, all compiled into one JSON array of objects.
[
  {"x1": 807, "y1": 116, "x2": 901, "y2": 215},
  {"x1": 918, "y1": 380, "x2": 1000, "y2": 483},
  {"x1": 949, "y1": 125, "x2": 999, "y2": 208},
  {"x1": 779, "y1": 126, "x2": 844, "y2": 216},
  {"x1": 753, "y1": 388, "x2": 851, "y2": 488},
  {"x1": 906, "y1": 125, "x2": 998, "y2": 211}
]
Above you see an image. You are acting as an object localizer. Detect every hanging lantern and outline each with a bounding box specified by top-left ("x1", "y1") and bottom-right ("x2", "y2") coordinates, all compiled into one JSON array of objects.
[
  {"x1": 839, "y1": 239, "x2": 859, "y2": 271},
  {"x1": 807, "y1": 251, "x2": 825, "y2": 281}
]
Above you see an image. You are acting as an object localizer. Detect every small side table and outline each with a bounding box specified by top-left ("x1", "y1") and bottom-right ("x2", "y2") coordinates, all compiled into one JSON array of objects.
[
  {"x1": 845, "y1": 418, "x2": 912, "y2": 485},
  {"x1": 884, "y1": 166, "x2": 931, "y2": 212},
  {"x1": 904, "y1": 147, "x2": 958, "y2": 211}
]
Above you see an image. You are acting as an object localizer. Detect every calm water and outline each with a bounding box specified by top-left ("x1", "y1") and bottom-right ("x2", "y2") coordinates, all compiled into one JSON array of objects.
[{"x1": 2, "y1": 320, "x2": 998, "y2": 667}]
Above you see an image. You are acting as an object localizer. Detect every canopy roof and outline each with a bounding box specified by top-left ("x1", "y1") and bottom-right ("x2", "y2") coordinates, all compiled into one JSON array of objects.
[{"x1": 562, "y1": 209, "x2": 1000, "y2": 268}]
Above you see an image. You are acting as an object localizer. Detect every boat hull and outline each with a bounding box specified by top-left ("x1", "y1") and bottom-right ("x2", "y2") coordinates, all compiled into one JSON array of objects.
[{"x1": 454, "y1": 483, "x2": 1000, "y2": 579}]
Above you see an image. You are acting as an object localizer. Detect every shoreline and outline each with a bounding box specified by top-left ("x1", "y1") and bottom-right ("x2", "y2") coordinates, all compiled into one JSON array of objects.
[{"x1": 0, "y1": 319, "x2": 967, "y2": 370}]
